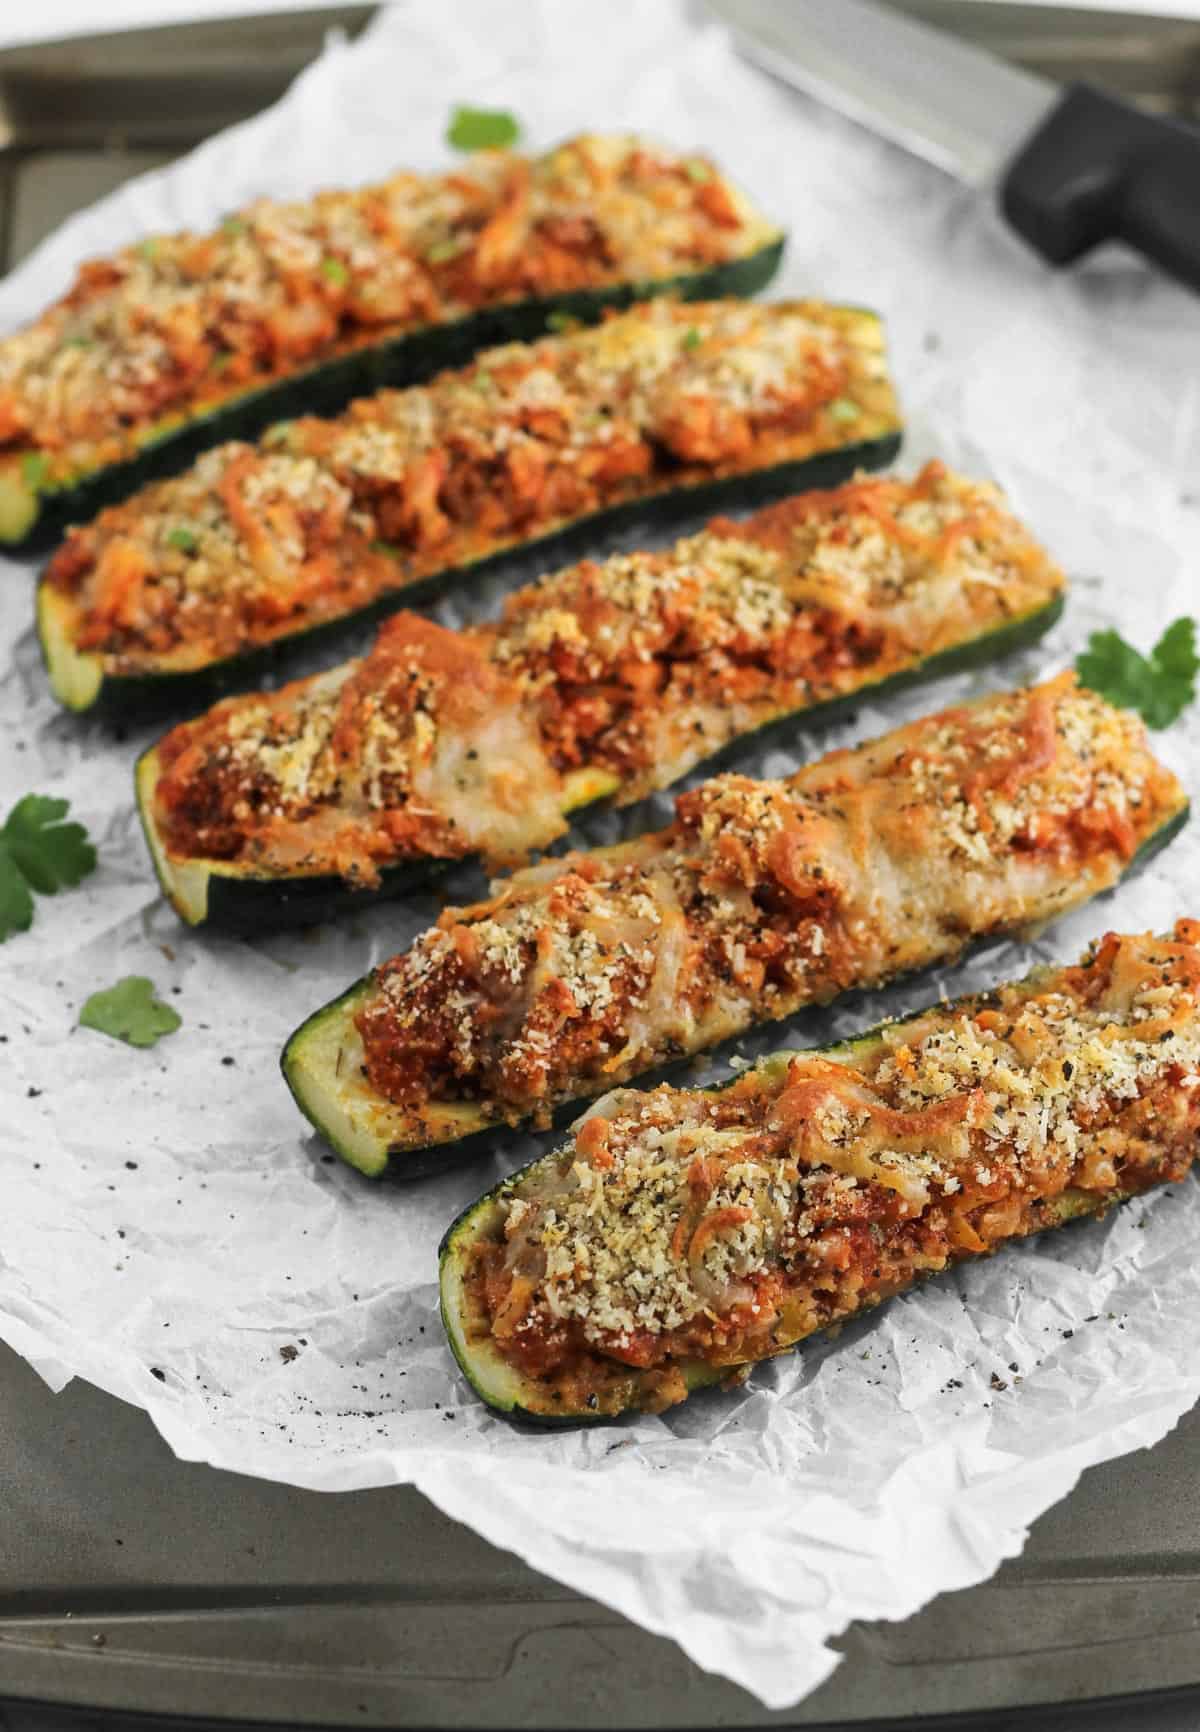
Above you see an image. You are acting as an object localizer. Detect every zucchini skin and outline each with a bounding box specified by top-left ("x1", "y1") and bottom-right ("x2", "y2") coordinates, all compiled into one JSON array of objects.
[
  {"x1": 11, "y1": 238, "x2": 784, "y2": 554},
  {"x1": 279, "y1": 799, "x2": 1190, "y2": 1184},
  {"x1": 136, "y1": 579, "x2": 1056, "y2": 936},
  {"x1": 46, "y1": 423, "x2": 901, "y2": 722}
]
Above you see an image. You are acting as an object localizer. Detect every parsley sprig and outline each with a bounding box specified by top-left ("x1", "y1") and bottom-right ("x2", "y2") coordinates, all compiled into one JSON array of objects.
[
  {"x1": 0, "y1": 795, "x2": 96, "y2": 942},
  {"x1": 1075, "y1": 616, "x2": 1198, "y2": 729}
]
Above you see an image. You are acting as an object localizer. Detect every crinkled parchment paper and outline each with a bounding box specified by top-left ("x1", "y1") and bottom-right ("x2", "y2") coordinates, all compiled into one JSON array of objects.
[{"x1": 2, "y1": 0, "x2": 1200, "y2": 1709}]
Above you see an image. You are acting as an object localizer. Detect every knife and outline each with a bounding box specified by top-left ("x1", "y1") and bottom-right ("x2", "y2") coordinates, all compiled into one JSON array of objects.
[{"x1": 709, "y1": 0, "x2": 1200, "y2": 294}]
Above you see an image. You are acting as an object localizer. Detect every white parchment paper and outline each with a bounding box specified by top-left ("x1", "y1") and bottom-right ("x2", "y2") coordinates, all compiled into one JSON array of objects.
[{"x1": 3, "y1": 1, "x2": 1200, "y2": 1709}]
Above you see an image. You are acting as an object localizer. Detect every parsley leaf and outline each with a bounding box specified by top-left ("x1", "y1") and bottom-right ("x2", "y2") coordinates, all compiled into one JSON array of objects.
[
  {"x1": 0, "y1": 795, "x2": 97, "y2": 941},
  {"x1": 1075, "y1": 616, "x2": 1198, "y2": 729},
  {"x1": 79, "y1": 976, "x2": 182, "y2": 1049},
  {"x1": 446, "y1": 105, "x2": 521, "y2": 152},
  {"x1": 320, "y1": 256, "x2": 348, "y2": 287}
]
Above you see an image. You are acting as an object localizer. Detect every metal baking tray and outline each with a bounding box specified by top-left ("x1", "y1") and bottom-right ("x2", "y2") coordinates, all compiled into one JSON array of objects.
[{"x1": 2, "y1": 7, "x2": 1199, "y2": 1727}]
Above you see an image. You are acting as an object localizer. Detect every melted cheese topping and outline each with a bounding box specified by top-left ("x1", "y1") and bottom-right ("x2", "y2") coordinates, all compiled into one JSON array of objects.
[
  {"x1": 46, "y1": 297, "x2": 899, "y2": 671},
  {"x1": 355, "y1": 675, "x2": 1185, "y2": 1120},
  {"x1": 2, "y1": 134, "x2": 777, "y2": 482},
  {"x1": 151, "y1": 463, "x2": 1063, "y2": 879},
  {"x1": 474, "y1": 921, "x2": 1200, "y2": 1405}
]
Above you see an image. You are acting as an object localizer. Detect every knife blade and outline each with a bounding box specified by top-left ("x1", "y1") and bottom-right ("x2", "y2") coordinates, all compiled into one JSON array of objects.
[{"x1": 710, "y1": 0, "x2": 1200, "y2": 294}]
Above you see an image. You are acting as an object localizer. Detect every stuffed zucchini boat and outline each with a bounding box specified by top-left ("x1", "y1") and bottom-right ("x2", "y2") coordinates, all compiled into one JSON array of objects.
[
  {"x1": 0, "y1": 134, "x2": 784, "y2": 550},
  {"x1": 38, "y1": 297, "x2": 902, "y2": 715},
  {"x1": 138, "y1": 462, "x2": 1065, "y2": 932},
  {"x1": 439, "y1": 919, "x2": 1200, "y2": 1421},
  {"x1": 281, "y1": 674, "x2": 1188, "y2": 1178}
]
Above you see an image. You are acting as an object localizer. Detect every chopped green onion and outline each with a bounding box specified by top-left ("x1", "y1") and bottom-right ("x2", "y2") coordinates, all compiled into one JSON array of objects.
[
  {"x1": 446, "y1": 105, "x2": 522, "y2": 152},
  {"x1": 137, "y1": 238, "x2": 158, "y2": 262},
  {"x1": 426, "y1": 238, "x2": 463, "y2": 265},
  {"x1": 166, "y1": 526, "x2": 198, "y2": 555},
  {"x1": 20, "y1": 452, "x2": 49, "y2": 491},
  {"x1": 221, "y1": 216, "x2": 246, "y2": 238},
  {"x1": 263, "y1": 422, "x2": 294, "y2": 449},
  {"x1": 320, "y1": 256, "x2": 349, "y2": 287},
  {"x1": 473, "y1": 369, "x2": 494, "y2": 390},
  {"x1": 370, "y1": 539, "x2": 400, "y2": 557},
  {"x1": 545, "y1": 310, "x2": 576, "y2": 333},
  {"x1": 828, "y1": 397, "x2": 861, "y2": 423},
  {"x1": 682, "y1": 327, "x2": 703, "y2": 351},
  {"x1": 684, "y1": 159, "x2": 712, "y2": 183},
  {"x1": 210, "y1": 349, "x2": 235, "y2": 374}
]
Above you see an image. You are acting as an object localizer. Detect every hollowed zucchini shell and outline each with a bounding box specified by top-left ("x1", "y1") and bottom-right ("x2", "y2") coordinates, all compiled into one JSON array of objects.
[
  {"x1": 279, "y1": 798, "x2": 1189, "y2": 1183},
  {"x1": 5, "y1": 236, "x2": 785, "y2": 554},
  {"x1": 42, "y1": 421, "x2": 902, "y2": 721},
  {"x1": 135, "y1": 590, "x2": 1064, "y2": 934},
  {"x1": 440, "y1": 1162, "x2": 1125, "y2": 1425},
  {"x1": 436, "y1": 1031, "x2": 1134, "y2": 1424}
]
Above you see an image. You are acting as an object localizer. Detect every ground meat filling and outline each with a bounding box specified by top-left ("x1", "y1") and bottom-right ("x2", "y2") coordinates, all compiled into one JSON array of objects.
[
  {"x1": 464, "y1": 921, "x2": 1200, "y2": 1413},
  {"x1": 148, "y1": 462, "x2": 1064, "y2": 879},
  {"x1": 3, "y1": 134, "x2": 776, "y2": 483},
  {"x1": 46, "y1": 297, "x2": 898, "y2": 670},
  {"x1": 352, "y1": 676, "x2": 1185, "y2": 1123}
]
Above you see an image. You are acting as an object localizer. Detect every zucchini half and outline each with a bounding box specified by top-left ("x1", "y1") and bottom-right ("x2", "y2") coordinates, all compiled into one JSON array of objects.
[
  {"x1": 4, "y1": 238, "x2": 785, "y2": 554},
  {"x1": 40, "y1": 428, "x2": 903, "y2": 723},
  {"x1": 138, "y1": 590, "x2": 1064, "y2": 935},
  {"x1": 441, "y1": 910, "x2": 1200, "y2": 1425},
  {"x1": 440, "y1": 1126, "x2": 1126, "y2": 1426},
  {"x1": 280, "y1": 800, "x2": 1190, "y2": 1182}
]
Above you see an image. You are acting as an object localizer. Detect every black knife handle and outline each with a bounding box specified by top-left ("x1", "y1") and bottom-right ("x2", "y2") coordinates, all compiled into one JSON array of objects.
[{"x1": 1001, "y1": 83, "x2": 1200, "y2": 293}]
